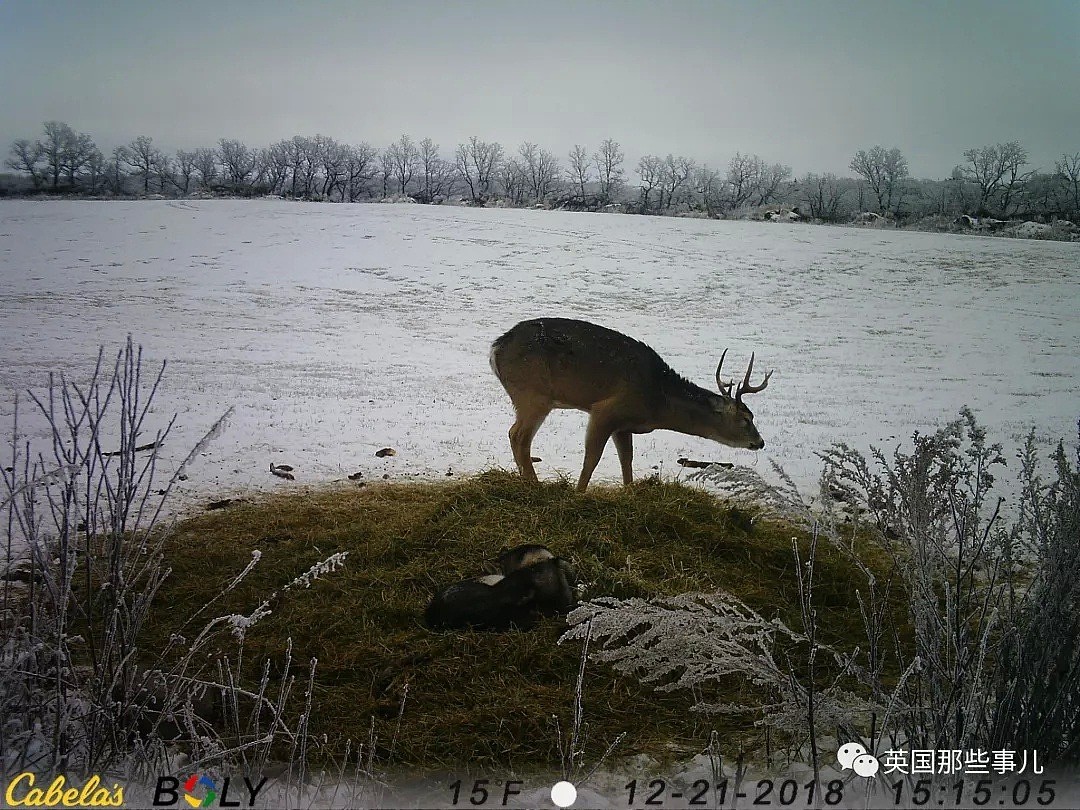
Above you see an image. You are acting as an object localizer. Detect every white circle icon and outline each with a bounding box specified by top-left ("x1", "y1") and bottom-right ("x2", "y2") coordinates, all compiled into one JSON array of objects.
[
  {"x1": 551, "y1": 780, "x2": 577, "y2": 808},
  {"x1": 836, "y1": 742, "x2": 866, "y2": 769},
  {"x1": 852, "y1": 754, "x2": 880, "y2": 778}
]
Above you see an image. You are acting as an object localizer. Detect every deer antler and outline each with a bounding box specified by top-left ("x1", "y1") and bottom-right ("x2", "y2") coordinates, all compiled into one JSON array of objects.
[
  {"x1": 735, "y1": 352, "x2": 772, "y2": 402},
  {"x1": 715, "y1": 350, "x2": 735, "y2": 398}
]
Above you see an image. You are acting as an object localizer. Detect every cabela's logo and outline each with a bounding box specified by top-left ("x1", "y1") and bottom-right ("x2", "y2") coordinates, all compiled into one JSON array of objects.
[{"x1": 3, "y1": 773, "x2": 124, "y2": 808}]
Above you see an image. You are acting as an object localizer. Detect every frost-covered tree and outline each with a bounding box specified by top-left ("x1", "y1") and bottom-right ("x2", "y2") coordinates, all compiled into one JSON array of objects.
[
  {"x1": 726, "y1": 152, "x2": 761, "y2": 210},
  {"x1": 174, "y1": 150, "x2": 197, "y2": 195},
  {"x1": 954, "y1": 141, "x2": 1030, "y2": 215},
  {"x1": 345, "y1": 142, "x2": 378, "y2": 201},
  {"x1": 1056, "y1": 152, "x2": 1080, "y2": 216},
  {"x1": 151, "y1": 150, "x2": 174, "y2": 194},
  {"x1": 378, "y1": 148, "x2": 394, "y2": 199},
  {"x1": 455, "y1": 136, "x2": 502, "y2": 204},
  {"x1": 500, "y1": 157, "x2": 527, "y2": 206},
  {"x1": 106, "y1": 146, "x2": 129, "y2": 194},
  {"x1": 850, "y1": 145, "x2": 909, "y2": 215},
  {"x1": 801, "y1": 172, "x2": 846, "y2": 221},
  {"x1": 219, "y1": 138, "x2": 257, "y2": 190},
  {"x1": 126, "y1": 135, "x2": 158, "y2": 193},
  {"x1": 567, "y1": 144, "x2": 591, "y2": 200},
  {"x1": 31, "y1": 121, "x2": 96, "y2": 190},
  {"x1": 517, "y1": 141, "x2": 560, "y2": 204},
  {"x1": 386, "y1": 133, "x2": 418, "y2": 196},
  {"x1": 415, "y1": 137, "x2": 455, "y2": 203},
  {"x1": 313, "y1": 135, "x2": 347, "y2": 199},
  {"x1": 192, "y1": 147, "x2": 219, "y2": 190},
  {"x1": 5, "y1": 138, "x2": 43, "y2": 188},
  {"x1": 636, "y1": 154, "x2": 663, "y2": 213},
  {"x1": 83, "y1": 147, "x2": 106, "y2": 194},
  {"x1": 752, "y1": 161, "x2": 793, "y2": 206},
  {"x1": 593, "y1": 138, "x2": 625, "y2": 205},
  {"x1": 693, "y1": 165, "x2": 724, "y2": 216},
  {"x1": 658, "y1": 154, "x2": 694, "y2": 212}
]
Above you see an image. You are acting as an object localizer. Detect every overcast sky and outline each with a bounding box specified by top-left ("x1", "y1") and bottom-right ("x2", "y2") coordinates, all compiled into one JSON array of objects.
[{"x1": 1, "y1": 0, "x2": 1077, "y2": 179}]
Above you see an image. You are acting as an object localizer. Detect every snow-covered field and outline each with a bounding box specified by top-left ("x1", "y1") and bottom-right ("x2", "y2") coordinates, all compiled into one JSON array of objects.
[{"x1": 1, "y1": 199, "x2": 1077, "y2": 513}]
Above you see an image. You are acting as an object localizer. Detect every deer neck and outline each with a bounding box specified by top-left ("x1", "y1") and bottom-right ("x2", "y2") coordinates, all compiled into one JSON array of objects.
[{"x1": 658, "y1": 380, "x2": 716, "y2": 437}]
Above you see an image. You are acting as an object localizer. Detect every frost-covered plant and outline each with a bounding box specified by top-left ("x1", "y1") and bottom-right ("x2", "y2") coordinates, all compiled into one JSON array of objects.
[
  {"x1": 0, "y1": 338, "x2": 348, "y2": 781},
  {"x1": 820, "y1": 408, "x2": 1015, "y2": 753},
  {"x1": 551, "y1": 621, "x2": 626, "y2": 784},
  {"x1": 560, "y1": 409, "x2": 1080, "y2": 768},
  {"x1": 987, "y1": 426, "x2": 1080, "y2": 761},
  {"x1": 560, "y1": 586, "x2": 871, "y2": 768}
]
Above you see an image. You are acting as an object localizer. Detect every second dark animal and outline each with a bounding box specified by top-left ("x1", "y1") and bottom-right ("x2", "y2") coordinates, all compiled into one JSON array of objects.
[{"x1": 423, "y1": 545, "x2": 577, "y2": 632}]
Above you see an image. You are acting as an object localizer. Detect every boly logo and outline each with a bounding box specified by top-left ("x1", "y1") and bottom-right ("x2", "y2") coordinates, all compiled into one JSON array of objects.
[
  {"x1": 3, "y1": 773, "x2": 124, "y2": 807},
  {"x1": 837, "y1": 742, "x2": 880, "y2": 777},
  {"x1": 184, "y1": 775, "x2": 217, "y2": 808},
  {"x1": 153, "y1": 775, "x2": 267, "y2": 808}
]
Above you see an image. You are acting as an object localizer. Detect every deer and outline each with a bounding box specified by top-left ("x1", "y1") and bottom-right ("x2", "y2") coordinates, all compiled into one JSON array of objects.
[{"x1": 489, "y1": 317, "x2": 772, "y2": 491}]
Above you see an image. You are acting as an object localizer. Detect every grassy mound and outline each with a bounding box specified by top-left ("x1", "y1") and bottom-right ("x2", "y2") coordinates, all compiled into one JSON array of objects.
[{"x1": 151, "y1": 471, "x2": 895, "y2": 774}]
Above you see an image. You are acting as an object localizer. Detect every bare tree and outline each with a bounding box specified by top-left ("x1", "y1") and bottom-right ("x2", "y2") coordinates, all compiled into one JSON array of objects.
[
  {"x1": 637, "y1": 154, "x2": 663, "y2": 213},
  {"x1": 518, "y1": 142, "x2": 539, "y2": 202},
  {"x1": 517, "y1": 142, "x2": 560, "y2": 204},
  {"x1": 801, "y1": 173, "x2": 846, "y2": 221},
  {"x1": 455, "y1": 136, "x2": 503, "y2": 204},
  {"x1": 593, "y1": 138, "x2": 625, "y2": 204},
  {"x1": 1021, "y1": 172, "x2": 1067, "y2": 219},
  {"x1": 567, "y1": 144, "x2": 591, "y2": 200},
  {"x1": 345, "y1": 142, "x2": 378, "y2": 201},
  {"x1": 693, "y1": 165, "x2": 725, "y2": 216},
  {"x1": 850, "y1": 146, "x2": 909, "y2": 215},
  {"x1": 751, "y1": 160, "x2": 793, "y2": 206},
  {"x1": 952, "y1": 142, "x2": 1030, "y2": 216},
  {"x1": 258, "y1": 143, "x2": 289, "y2": 195},
  {"x1": 415, "y1": 137, "x2": 455, "y2": 203},
  {"x1": 386, "y1": 134, "x2": 418, "y2": 196},
  {"x1": 106, "y1": 146, "x2": 128, "y2": 194},
  {"x1": 500, "y1": 158, "x2": 527, "y2": 206},
  {"x1": 379, "y1": 148, "x2": 394, "y2": 199},
  {"x1": 278, "y1": 136, "x2": 310, "y2": 197},
  {"x1": 126, "y1": 135, "x2": 157, "y2": 193},
  {"x1": 726, "y1": 152, "x2": 761, "y2": 210},
  {"x1": 151, "y1": 151, "x2": 174, "y2": 194},
  {"x1": 83, "y1": 148, "x2": 106, "y2": 194},
  {"x1": 37, "y1": 121, "x2": 90, "y2": 190},
  {"x1": 174, "y1": 150, "x2": 197, "y2": 195},
  {"x1": 315, "y1": 135, "x2": 347, "y2": 199},
  {"x1": 953, "y1": 141, "x2": 1030, "y2": 215},
  {"x1": 192, "y1": 147, "x2": 219, "y2": 190},
  {"x1": 60, "y1": 129, "x2": 97, "y2": 188},
  {"x1": 218, "y1": 138, "x2": 257, "y2": 190},
  {"x1": 5, "y1": 139, "x2": 43, "y2": 189},
  {"x1": 658, "y1": 154, "x2": 694, "y2": 211},
  {"x1": 37, "y1": 121, "x2": 69, "y2": 190},
  {"x1": 1056, "y1": 152, "x2": 1080, "y2": 217}
]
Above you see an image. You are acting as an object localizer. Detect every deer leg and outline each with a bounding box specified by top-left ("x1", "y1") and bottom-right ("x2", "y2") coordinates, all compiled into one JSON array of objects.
[
  {"x1": 509, "y1": 406, "x2": 549, "y2": 483},
  {"x1": 612, "y1": 430, "x2": 634, "y2": 485},
  {"x1": 577, "y1": 412, "x2": 616, "y2": 492}
]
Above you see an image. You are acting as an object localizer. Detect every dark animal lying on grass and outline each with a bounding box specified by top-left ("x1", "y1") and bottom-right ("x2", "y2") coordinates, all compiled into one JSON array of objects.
[
  {"x1": 424, "y1": 544, "x2": 577, "y2": 632},
  {"x1": 496, "y1": 542, "x2": 555, "y2": 574}
]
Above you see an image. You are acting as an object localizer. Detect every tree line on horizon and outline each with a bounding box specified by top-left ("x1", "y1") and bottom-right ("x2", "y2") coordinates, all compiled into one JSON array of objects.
[{"x1": 4, "y1": 121, "x2": 1079, "y2": 223}]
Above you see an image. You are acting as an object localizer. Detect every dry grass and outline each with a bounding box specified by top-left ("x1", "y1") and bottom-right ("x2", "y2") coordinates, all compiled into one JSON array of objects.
[{"x1": 146, "y1": 471, "x2": 900, "y2": 775}]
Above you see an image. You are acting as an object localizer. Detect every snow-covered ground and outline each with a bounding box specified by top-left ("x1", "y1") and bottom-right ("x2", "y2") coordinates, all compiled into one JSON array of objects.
[{"x1": 1, "y1": 199, "x2": 1077, "y2": 514}]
